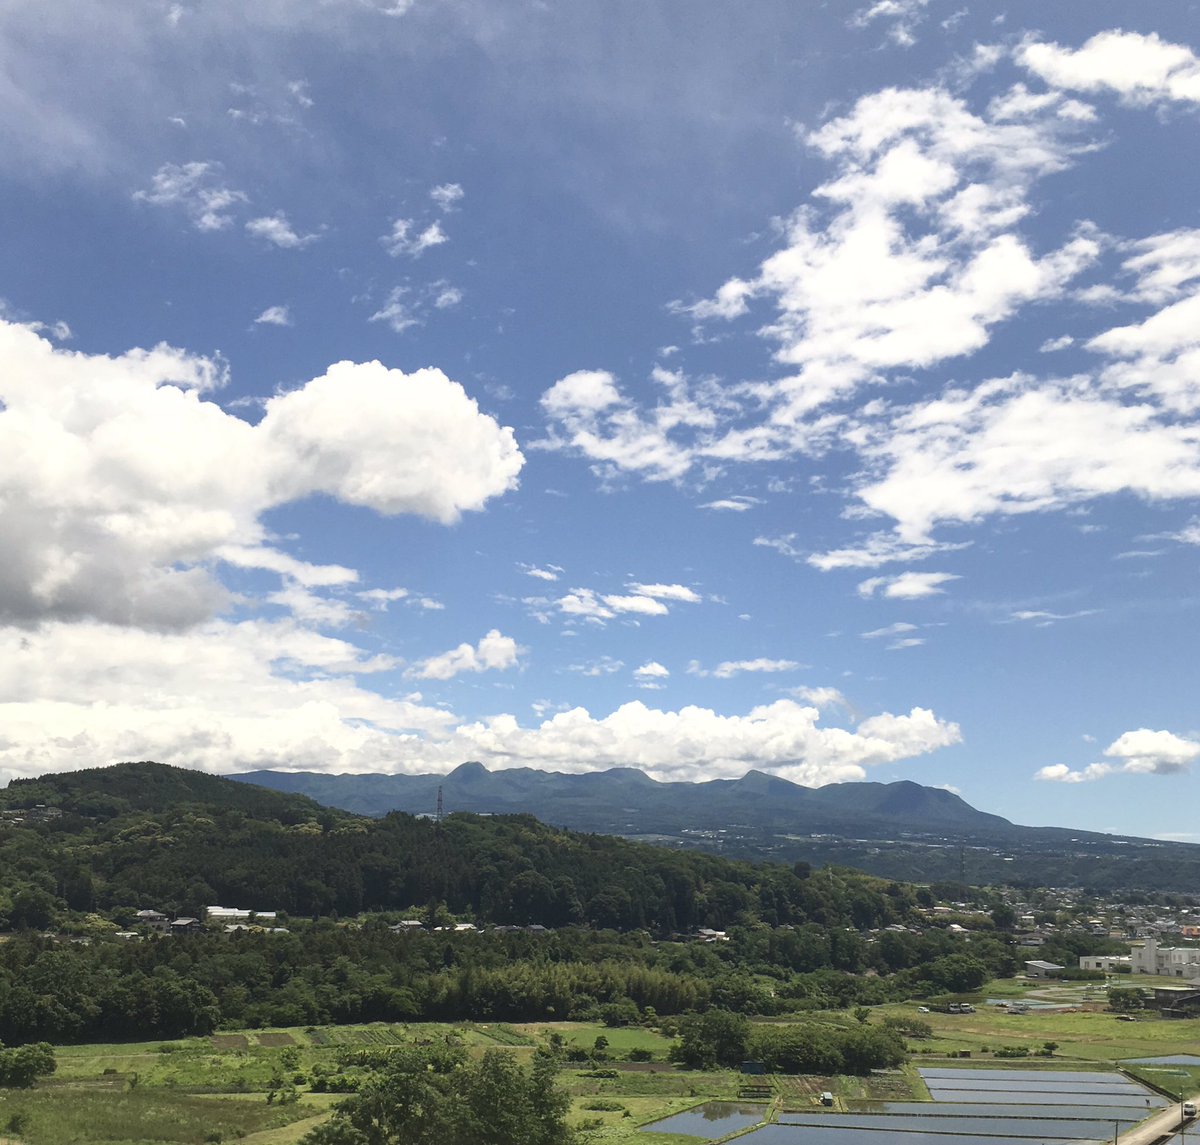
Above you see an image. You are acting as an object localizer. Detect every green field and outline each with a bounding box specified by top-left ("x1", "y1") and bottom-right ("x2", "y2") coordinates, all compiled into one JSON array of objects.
[{"x1": 4, "y1": 984, "x2": 1200, "y2": 1145}]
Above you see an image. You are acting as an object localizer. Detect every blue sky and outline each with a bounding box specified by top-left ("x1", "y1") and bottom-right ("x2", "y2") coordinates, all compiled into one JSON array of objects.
[{"x1": 2, "y1": 0, "x2": 1200, "y2": 838}]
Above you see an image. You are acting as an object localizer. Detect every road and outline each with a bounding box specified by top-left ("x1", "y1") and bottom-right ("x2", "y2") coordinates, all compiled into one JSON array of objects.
[{"x1": 1117, "y1": 1098, "x2": 1197, "y2": 1145}]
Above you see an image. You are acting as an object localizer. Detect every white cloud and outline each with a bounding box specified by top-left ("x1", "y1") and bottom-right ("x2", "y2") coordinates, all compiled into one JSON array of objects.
[
  {"x1": 218, "y1": 545, "x2": 357, "y2": 588},
  {"x1": 357, "y1": 586, "x2": 409, "y2": 609},
  {"x1": 534, "y1": 579, "x2": 695, "y2": 625},
  {"x1": 1035, "y1": 727, "x2": 1200, "y2": 783},
  {"x1": 133, "y1": 161, "x2": 247, "y2": 231},
  {"x1": 1018, "y1": 31, "x2": 1200, "y2": 107},
  {"x1": 803, "y1": 533, "x2": 972, "y2": 571},
  {"x1": 0, "y1": 617, "x2": 450, "y2": 784},
  {"x1": 430, "y1": 183, "x2": 464, "y2": 211},
  {"x1": 682, "y1": 85, "x2": 1096, "y2": 427},
  {"x1": 790, "y1": 686, "x2": 847, "y2": 709},
  {"x1": 1168, "y1": 519, "x2": 1200, "y2": 546},
  {"x1": 1105, "y1": 728, "x2": 1200, "y2": 775},
  {"x1": 267, "y1": 584, "x2": 358, "y2": 628},
  {"x1": 602, "y1": 593, "x2": 669, "y2": 616},
  {"x1": 1034, "y1": 762, "x2": 1110, "y2": 783},
  {"x1": 861, "y1": 621, "x2": 918, "y2": 639},
  {"x1": 569, "y1": 656, "x2": 624, "y2": 677},
  {"x1": 702, "y1": 658, "x2": 801, "y2": 679},
  {"x1": 410, "y1": 629, "x2": 523, "y2": 681},
  {"x1": 369, "y1": 287, "x2": 421, "y2": 333},
  {"x1": 538, "y1": 368, "x2": 724, "y2": 483},
  {"x1": 434, "y1": 699, "x2": 961, "y2": 785},
  {"x1": 699, "y1": 496, "x2": 760, "y2": 512},
  {"x1": 858, "y1": 571, "x2": 959, "y2": 599},
  {"x1": 0, "y1": 319, "x2": 522, "y2": 628},
  {"x1": 434, "y1": 284, "x2": 463, "y2": 309},
  {"x1": 1010, "y1": 608, "x2": 1098, "y2": 625},
  {"x1": 1120, "y1": 229, "x2": 1200, "y2": 305},
  {"x1": 851, "y1": 375, "x2": 1200, "y2": 546},
  {"x1": 1089, "y1": 292, "x2": 1200, "y2": 414},
  {"x1": 628, "y1": 582, "x2": 701, "y2": 603},
  {"x1": 522, "y1": 565, "x2": 560, "y2": 582},
  {"x1": 552, "y1": 588, "x2": 612, "y2": 622},
  {"x1": 245, "y1": 212, "x2": 319, "y2": 249},
  {"x1": 849, "y1": 0, "x2": 929, "y2": 48},
  {"x1": 382, "y1": 218, "x2": 448, "y2": 257},
  {"x1": 634, "y1": 661, "x2": 670, "y2": 679},
  {"x1": 0, "y1": 623, "x2": 959, "y2": 788},
  {"x1": 1039, "y1": 334, "x2": 1074, "y2": 352},
  {"x1": 260, "y1": 359, "x2": 524, "y2": 522},
  {"x1": 254, "y1": 305, "x2": 292, "y2": 326}
]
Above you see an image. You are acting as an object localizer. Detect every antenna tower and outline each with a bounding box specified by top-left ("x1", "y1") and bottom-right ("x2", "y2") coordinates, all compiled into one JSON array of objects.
[{"x1": 435, "y1": 784, "x2": 444, "y2": 823}]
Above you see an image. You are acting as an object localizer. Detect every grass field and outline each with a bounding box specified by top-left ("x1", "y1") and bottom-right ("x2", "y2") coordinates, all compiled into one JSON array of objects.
[{"x1": 4, "y1": 980, "x2": 1200, "y2": 1144}]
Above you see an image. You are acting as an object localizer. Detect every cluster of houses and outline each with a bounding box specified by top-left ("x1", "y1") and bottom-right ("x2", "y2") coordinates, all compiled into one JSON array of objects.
[
  {"x1": 114, "y1": 906, "x2": 289, "y2": 939},
  {"x1": 0, "y1": 804, "x2": 63, "y2": 827}
]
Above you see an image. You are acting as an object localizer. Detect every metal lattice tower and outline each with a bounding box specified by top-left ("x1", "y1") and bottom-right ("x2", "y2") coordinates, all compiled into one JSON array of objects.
[{"x1": 435, "y1": 784, "x2": 444, "y2": 823}]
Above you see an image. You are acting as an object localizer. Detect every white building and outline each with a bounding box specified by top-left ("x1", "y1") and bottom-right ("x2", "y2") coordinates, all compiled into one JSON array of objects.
[
  {"x1": 1079, "y1": 954, "x2": 1131, "y2": 973},
  {"x1": 1130, "y1": 938, "x2": 1200, "y2": 978}
]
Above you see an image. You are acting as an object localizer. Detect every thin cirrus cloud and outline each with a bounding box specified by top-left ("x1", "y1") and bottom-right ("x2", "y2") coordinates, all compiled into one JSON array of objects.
[
  {"x1": 857, "y1": 572, "x2": 959, "y2": 599},
  {"x1": 690, "y1": 658, "x2": 802, "y2": 679},
  {"x1": 133, "y1": 160, "x2": 247, "y2": 231},
  {"x1": 254, "y1": 305, "x2": 292, "y2": 326},
  {"x1": 381, "y1": 218, "x2": 448, "y2": 257},
  {"x1": 245, "y1": 212, "x2": 319, "y2": 248}
]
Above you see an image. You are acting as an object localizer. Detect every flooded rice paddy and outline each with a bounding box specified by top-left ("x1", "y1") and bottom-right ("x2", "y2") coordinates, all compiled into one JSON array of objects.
[{"x1": 643, "y1": 1065, "x2": 1161, "y2": 1142}]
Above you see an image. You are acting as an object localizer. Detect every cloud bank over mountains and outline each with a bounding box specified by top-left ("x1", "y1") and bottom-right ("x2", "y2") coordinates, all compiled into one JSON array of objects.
[{"x1": 0, "y1": 6, "x2": 1198, "y2": 833}]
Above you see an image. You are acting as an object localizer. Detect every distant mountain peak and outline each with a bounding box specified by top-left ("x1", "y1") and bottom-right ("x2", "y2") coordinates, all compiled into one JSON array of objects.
[{"x1": 449, "y1": 761, "x2": 489, "y2": 781}]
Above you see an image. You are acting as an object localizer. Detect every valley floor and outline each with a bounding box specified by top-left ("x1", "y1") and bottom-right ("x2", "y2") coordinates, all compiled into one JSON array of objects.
[{"x1": 3, "y1": 981, "x2": 1200, "y2": 1145}]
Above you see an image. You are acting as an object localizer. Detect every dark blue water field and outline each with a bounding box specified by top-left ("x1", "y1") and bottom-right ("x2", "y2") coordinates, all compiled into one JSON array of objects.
[
  {"x1": 778, "y1": 1113, "x2": 1125, "y2": 1138},
  {"x1": 643, "y1": 1102, "x2": 767, "y2": 1138},
  {"x1": 739, "y1": 1126, "x2": 1081, "y2": 1145},
  {"x1": 925, "y1": 1078, "x2": 1150, "y2": 1095},
  {"x1": 860, "y1": 1100, "x2": 1159, "y2": 1121},
  {"x1": 920, "y1": 1069, "x2": 1136, "y2": 1084},
  {"x1": 924, "y1": 1085, "x2": 1164, "y2": 1107}
]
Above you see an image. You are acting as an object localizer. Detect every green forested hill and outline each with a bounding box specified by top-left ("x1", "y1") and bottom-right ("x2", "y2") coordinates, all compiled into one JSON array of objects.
[
  {"x1": 0, "y1": 762, "x2": 1029, "y2": 1047},
  {"x1": 2, "y1": 760, "x2": 340, "y2": 823},
  {"x1": 0, "y1": 762, "x2": 910, "y2": 932}
]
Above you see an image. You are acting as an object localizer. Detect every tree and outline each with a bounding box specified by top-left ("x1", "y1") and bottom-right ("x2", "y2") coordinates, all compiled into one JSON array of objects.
[
  {"x1": 303, "y1": 1047, "x2": 574, "y2": 1145},
  {"x1": 990, "y1": 904, "x2": 1018, "y2": 931},
  {"x1": 672, "y1": 1010, "x2": 749, "y2": 1070},
  {"x1": 0, "y1": 1042, "x2": 56, "y2": 1088}
]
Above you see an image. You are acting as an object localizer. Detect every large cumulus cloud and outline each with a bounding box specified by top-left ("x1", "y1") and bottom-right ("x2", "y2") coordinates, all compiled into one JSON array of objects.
[{"x1": 0, "y1": 319, "x2": 522, "y2": 628}]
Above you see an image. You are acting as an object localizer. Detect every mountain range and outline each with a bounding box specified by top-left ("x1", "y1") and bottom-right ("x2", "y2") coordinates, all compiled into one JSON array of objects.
[
  {"x1": 233, "y1": 763, "x2": 1194, "y2": 890},
  {"x1": 235, "y1": 761, "x2": 1010, "y2": 834}
]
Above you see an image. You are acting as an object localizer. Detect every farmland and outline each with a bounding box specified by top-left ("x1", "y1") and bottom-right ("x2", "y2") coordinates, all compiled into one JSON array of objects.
[{"x1": 4, "y1": 979, "x2": 1200, "y2": 1144}]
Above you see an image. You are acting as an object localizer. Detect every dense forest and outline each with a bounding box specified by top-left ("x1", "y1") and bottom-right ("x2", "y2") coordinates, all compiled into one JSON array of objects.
[
  {"x1": 0, "y1": 763, "x2": 1125, "y2": 1047},
  {"x1": 1, "y1": 763, "x2": 957, "y2": 931}
]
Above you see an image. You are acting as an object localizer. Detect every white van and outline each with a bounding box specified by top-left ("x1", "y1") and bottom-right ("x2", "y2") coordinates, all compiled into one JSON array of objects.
[{"x1": 1183, "y1": 1101, "x2": 1196, "y2": 1118}]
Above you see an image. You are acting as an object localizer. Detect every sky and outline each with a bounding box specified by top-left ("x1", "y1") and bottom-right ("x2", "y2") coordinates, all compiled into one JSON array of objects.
[{"x1": 2, "y1": 1, "x2": 1200, "y2": 838}]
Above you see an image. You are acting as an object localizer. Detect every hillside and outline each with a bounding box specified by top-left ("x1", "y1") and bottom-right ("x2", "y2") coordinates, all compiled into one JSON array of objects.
[
  {"x1": 2, "y1": 760, "x2": 340, "y2": 824},
  {"x1": 232, "y1": 763, "x2": 1200, "y2": 892},
  {"x1": 0, "y1": 760, "x2": 909, "y2": 932}
]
